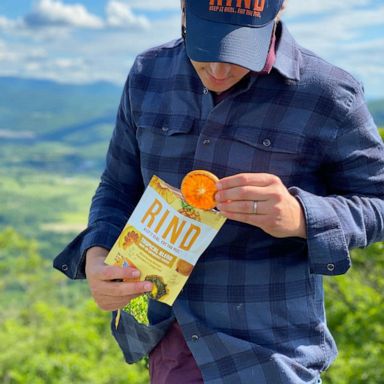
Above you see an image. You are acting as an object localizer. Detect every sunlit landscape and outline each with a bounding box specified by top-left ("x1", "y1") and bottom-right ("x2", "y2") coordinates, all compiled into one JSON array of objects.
[{"x1": 1, "y1": 1, "x2": 383, "y2": 383}]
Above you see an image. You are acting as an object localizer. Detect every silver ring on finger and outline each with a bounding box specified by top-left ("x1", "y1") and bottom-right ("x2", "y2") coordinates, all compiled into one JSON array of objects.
[{"x1": 252, "y1": 200, "x2": 258, "y2": 215}]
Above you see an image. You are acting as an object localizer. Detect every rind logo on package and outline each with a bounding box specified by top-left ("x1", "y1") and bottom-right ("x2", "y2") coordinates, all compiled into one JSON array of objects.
[
  {"x1": 209, "y1": 0, "x2": 266, "y2": 17},
  {"x1": 141, "y1": 198, "x2": 201, "y2": 252}
]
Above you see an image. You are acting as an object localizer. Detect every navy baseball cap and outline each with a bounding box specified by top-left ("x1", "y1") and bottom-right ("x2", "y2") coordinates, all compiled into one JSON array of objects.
[{"x1": 185, "y1": 0, "x2": 284, "y2": 72}]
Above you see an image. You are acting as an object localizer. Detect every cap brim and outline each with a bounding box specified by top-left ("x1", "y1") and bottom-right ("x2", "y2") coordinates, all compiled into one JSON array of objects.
[{"x1": 185, "y1": 8, "x2": 275, "y2": 72}]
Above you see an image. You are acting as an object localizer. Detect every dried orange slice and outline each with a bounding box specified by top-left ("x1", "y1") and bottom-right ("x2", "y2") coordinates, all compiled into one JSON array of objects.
[{"x1": 181, "y1": 170, "x2": 219, "y2": 210}]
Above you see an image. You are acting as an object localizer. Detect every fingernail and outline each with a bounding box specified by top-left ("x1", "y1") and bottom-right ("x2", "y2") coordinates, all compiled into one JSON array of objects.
[
  {"x1": 216, "y1": 182, "x2": 222, "y2": 190},
  {"x1": 144, "y1": 283, "x2": 152, "y2": 291},
  {"x1": 132, "y1": 270, "x2": 140, "y2": 278}
]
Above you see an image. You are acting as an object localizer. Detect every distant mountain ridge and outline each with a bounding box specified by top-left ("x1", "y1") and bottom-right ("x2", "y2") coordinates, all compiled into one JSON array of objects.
[
  {"x1": 0, "y1": 76, "x2": 123, "y2": 175},
  {"x1": 0, "y1": 76, "x2": 122, "y2": 135},
  {"x1": 0, "y1": 76, "x2": 122, "y2": 95},
  {"x1": 0, "y1": 76, "x2": 383, "y2": 176}
]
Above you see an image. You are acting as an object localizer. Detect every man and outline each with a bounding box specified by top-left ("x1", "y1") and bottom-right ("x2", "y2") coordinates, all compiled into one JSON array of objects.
[{"x1": 54, "y1": 0, "x2": 384, "y2": 383}]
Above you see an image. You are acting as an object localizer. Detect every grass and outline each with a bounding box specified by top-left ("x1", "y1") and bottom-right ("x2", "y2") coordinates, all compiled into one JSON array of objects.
[{"x1": 0, "y1": 169, "x2": 98, "y2": 258}]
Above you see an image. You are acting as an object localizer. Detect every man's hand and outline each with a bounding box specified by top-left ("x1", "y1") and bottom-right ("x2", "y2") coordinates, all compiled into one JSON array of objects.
[
  {"x1": 215, "y1": 173, "x2": 307, "y2": 239},
  {"x1": 85, "y1": 246, "x2": 153, "y2": 311}
]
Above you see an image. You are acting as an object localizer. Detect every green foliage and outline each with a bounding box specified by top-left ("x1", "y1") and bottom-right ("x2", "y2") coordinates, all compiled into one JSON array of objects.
[
  {"x1": 0, "y1": 228, "x2": 149, "y2": 384},
  {"x1": 1, "y1": 302, "x2": 149, "y2": 384},
  {"x1": 322, "y1": 243, "x2": 384, "y2": 384},
  {"x1": 378, "y1": 127, "x2": 384, "y2": 140}
]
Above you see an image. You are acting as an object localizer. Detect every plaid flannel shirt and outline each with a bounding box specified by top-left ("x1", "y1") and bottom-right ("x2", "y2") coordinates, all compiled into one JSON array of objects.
[{"x1": 54, "y1": 22, "x2": 384, "y2": 384}]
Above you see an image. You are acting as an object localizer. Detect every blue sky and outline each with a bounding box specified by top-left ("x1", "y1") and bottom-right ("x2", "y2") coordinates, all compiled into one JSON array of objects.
[{"x1": 0, "y1": 0, "x2": 383, "y2": 99}]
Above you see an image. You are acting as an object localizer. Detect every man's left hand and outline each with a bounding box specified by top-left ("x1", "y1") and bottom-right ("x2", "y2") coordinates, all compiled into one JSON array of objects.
[{"x1": 215, "y1": 173, "x2": 307, "y2": 239}]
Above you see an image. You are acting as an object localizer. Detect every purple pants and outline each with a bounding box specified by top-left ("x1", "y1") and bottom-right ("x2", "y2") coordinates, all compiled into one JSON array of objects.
[{"x1": 149, "y1": 321, "x2": 204, "y2": 384}]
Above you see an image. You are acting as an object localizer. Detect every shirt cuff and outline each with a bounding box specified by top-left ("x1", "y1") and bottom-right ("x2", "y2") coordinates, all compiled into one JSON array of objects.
[
  {"x1": 53, "y1": 222, "x2": 122, "y2": 279},
  {"x1": 289, "y1": 187, "x2": 351, "y2": 275}
]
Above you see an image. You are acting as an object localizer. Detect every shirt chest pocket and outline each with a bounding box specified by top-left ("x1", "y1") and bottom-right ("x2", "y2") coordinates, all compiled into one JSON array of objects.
[
  {"x1": 136, "y1": 115, "x2": 197, "y2": 178},
  {"x1": 222, "y1": 128, "x2": 308, "y2": 179}
]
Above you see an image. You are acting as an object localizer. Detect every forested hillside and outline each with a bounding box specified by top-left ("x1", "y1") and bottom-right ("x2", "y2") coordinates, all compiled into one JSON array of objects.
[
  {"x1": 0, "y1": 229, "x2": 149, "y2": 383},
  {"x1": 1, "y1": 77, "x2": 383, "y2": 383}
]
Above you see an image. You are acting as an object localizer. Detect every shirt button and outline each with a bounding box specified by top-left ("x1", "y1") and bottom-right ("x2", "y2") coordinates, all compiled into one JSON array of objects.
[
  {"x1": 203, "y1": 139, "x2": 210, "y2": 145},
  {"x1": 262, "y1": 138, "x2": 271, "y2": 147},
  {"x1": 62, "y1": 264, "x2": 68, "y2": 271},
  {"x1": 203, "y1": 87, "x2": 209, "y2": 95},
  {"x1": 191, "y1": 334, "x2": 199, "y2": 342},
  {"x1": 327, "y1": 263, "x2": 335, "y2": 272}
]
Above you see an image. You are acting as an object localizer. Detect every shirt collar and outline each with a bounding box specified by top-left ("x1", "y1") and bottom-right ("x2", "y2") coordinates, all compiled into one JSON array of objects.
[{"x1": 272, "y1": 21, "x2": 301, "y2": 82}]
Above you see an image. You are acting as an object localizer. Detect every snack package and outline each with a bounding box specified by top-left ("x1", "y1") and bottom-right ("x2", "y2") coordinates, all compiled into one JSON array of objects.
[{"x1": 105, "y1": 175, "x2": 226, "y2": 307}]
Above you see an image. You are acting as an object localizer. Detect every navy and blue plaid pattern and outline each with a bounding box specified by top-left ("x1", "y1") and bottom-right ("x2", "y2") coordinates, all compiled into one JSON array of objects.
[{"x1": 54, "y1": 22, "x2": 384, "y2": 383}]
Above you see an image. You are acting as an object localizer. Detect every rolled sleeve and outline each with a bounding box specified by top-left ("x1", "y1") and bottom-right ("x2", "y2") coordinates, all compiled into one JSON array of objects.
[
  {"x1": 53, "y1": 222, "x2": 122, "y2": 279},
  {"x1": 290, "y1": 187, "x2": 351, "y2": 275},
  {"x1": 289, "y1": 85, "x2": 384, "y2": 276}
]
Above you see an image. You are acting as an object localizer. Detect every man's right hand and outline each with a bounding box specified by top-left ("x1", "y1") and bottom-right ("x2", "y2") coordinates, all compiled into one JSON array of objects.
[{"x1": 85, "y1": 246, "x2": 153, "y2": 311}]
